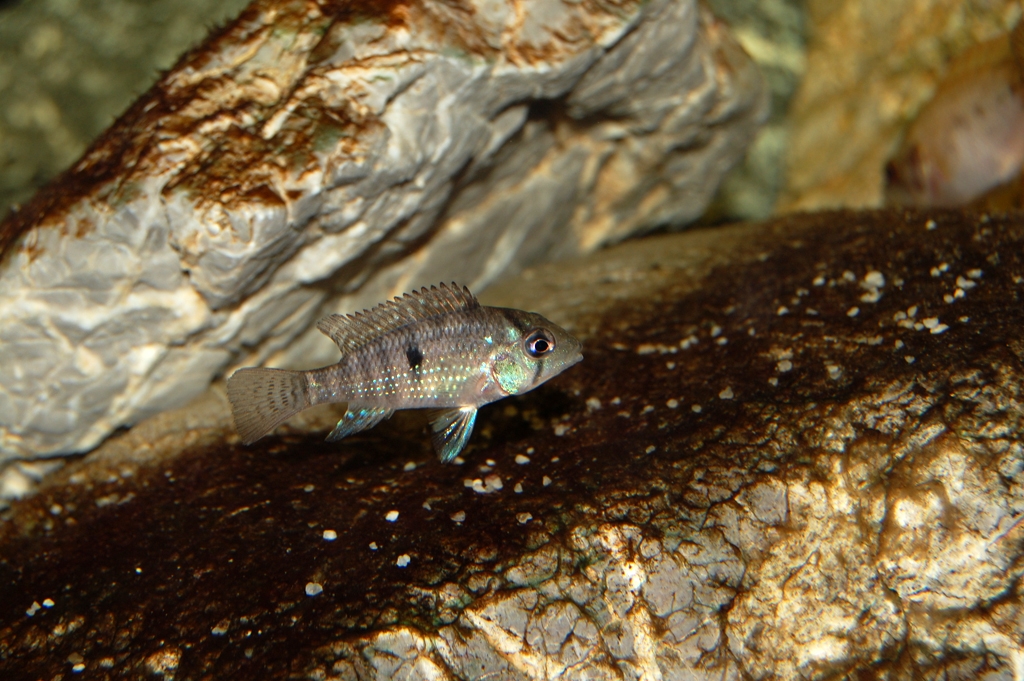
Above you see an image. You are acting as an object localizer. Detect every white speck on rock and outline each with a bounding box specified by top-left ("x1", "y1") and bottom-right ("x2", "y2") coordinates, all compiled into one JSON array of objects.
[
  {"x1": 692, "y1": 404, "x2": 703, "y2": 413},
  {"x1": 967, "y1": 269, "x2": 983, "y2": 279},
  {"x1": 719, "y1": 387, "x2": 734, "y2": 400},
  {"x1": 925, "y1": 219, "x2": 936, "y2": 230},
  {"x1": 847, "y1": 307, "x2": 860, "y2": 317},
  {"x1": 396, "y1": 555, "x2": 411, "y2": 568},
  {"x1": 585, "y1": 397, "x2": 602, "y2": 411},
  {"x1": 895, "y1": 340, "x2": 904, "y2": 349},
  {"x1": 922, "y1": 317, "x2": 939, "y2": 329},
  {"x1": 26, "y1": 601, "x2": 40, "y2": 617},
  {"x1": 385, "y1": 510, "x2": 399, "y2": 522},
  {"x1": 666, "y1": 399, "x2": 679, "y2": 409},
  {"x1": 645, "y1": 445, "x2": 656, "y2": 454},
  {"x1": 542, "y1": 476, "x2": 552, "y2": 487},
  {"x1": 369, "y1": 542, "x2": 378, "y2": 550},
  {"x1": 768, "y1": 377, "x2": 779, "y2": 386},
  {"x1": 515, "y1": 454, "x2": 530, "y2": 465},
  {"x1": 905, "y1": 356, "x2": 916, "y2": 364},
  {"x1": 322, "y1": 530, "x2": 337, "y2": 541},
  {"x1": 451, "y1": 511, "x2": 466, "y2": 523},
  {"x1": 553, "y1": 423, "x2": 570, "y2": 436},
  {"x1": 826, "y1": 364, "x2": 842, "y2": 380},
  {"x1": 305, "y1": 582, "x2": 323, "y2": 596},
  {"x1": 777, "y1": 306, "x2": 789, "y2": 316},
  {"x1": 514, "y1": 483, "x2": 523, "y2": 494},
  {"x1": 777, "y1": 359, "x2": 793, "y2": 373},
  {"x1": 930, "y1": 324, "x2": 949, "y2": 334},
  {"x1": 403, "y1": 461, "x2": 417, "y2": 472},
  {"x1": 864, "y1": 271, "x2": 885, "y2": 288},
  {"x1": 471, "y1": 475, "x2": 504, "y2": 494},
  {"x1": 517, "y1": 512, "x2": 533, "y2": 524},
  {"x1": 956, "y1": 275, "x2": 977, "y2": 290}
]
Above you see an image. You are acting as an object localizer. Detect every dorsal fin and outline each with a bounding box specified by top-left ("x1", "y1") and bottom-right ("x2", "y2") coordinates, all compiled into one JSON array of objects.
[{"x1": 316, "y1": 282, "x2": 480, "y2": 354}]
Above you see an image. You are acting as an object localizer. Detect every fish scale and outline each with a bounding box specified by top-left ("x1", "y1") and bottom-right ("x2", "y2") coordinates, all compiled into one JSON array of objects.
[
  {"x1": 313, "y1": 315, "x2": 497, "y2": 407},
  {"x1": 226, "y1": 283, "x2": 582, "y2": 462}
]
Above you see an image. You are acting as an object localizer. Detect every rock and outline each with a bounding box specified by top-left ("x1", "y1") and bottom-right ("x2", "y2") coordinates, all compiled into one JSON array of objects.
[
  {"x1": 781, "y1": 0, "x2": 1021, "y2": 212},
  {"x1": 884, "y1": 18, "x2": 1024, "y2": 208},
  {"x1": 0, "y1": 0, "x2": 766, "y2": 461},
  {"x1": 2, "y1": 208, "x2": 1023, "y2": 678}
]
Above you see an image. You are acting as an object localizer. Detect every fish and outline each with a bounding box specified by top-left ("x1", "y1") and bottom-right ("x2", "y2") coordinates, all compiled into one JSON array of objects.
[
  {"x1": 226, "y1": 283, "x2": 583, "y2": 462},
  {"x1": 885, "y1": 17, "x2": 1024, "y2": 207}
]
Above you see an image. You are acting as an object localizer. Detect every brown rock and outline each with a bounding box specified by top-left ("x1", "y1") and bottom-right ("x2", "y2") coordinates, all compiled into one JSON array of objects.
[
  {"x1": 781, "y1": 0, "x2": 1020, "y2": 212},
  {"x1": 3, "y1": 208, "x2": 1023, "y2": 678}
]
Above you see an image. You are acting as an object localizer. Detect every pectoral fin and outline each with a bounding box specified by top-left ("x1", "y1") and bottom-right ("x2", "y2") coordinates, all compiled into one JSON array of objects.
[
  {"x1": 429, "y1": 407, "x2": 478, "y2": 463},
  {"x1": 326, "y1": 406, "x2": 393, "y2": 442}
]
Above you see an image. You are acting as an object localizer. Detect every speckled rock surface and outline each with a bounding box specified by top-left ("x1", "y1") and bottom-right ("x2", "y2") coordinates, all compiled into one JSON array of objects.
[
  {"x1": 0, "y1": 0, "x2": 766, "y2": 462},
  {"x1": 3, "y1": 208, "x2": 1024, "y2": 678},
  {"x1": 781, "y1": 0, "x2": 1021, "y2": 212}
]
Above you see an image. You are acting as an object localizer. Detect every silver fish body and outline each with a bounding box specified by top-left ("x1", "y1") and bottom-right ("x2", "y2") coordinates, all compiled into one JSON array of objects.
[{"x1": 226, "y1": 283, "x2": 582, "y2": 462}]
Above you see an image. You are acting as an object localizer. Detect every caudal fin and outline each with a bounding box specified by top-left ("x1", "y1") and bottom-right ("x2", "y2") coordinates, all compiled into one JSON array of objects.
[{"x1": 226, "y1": 367, "x2": 311, "y2": 444}]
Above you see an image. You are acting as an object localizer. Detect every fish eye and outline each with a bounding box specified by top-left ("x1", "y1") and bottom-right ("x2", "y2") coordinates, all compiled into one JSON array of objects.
[{"x1": 525, "y1": 329, "x2": 555, "y2": 358}]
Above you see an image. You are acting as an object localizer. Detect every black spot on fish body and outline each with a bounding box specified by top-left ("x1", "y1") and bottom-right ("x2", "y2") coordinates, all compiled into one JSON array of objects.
[{"x1": 406, "y1": 344, "x2": 423, "y2": 375}]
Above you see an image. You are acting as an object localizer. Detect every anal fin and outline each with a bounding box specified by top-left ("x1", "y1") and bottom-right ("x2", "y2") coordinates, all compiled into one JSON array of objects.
[
  {"x1": 326, "y1": 406, "x2": 394, "y2": 442},
  {"x1": 429, "y1": 407, "x2": 478, "y2": 463}
]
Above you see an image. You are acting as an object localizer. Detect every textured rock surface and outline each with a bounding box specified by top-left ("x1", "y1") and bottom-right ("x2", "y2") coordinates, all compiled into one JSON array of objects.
[
  {"x1": 0, "y1": 0, "x2": 766, "y2": 461},
  {"x1": 781, "y1": 0, "x2": 1021, "y2": 212},
  {"x1": 3, "y1": 208, "x2": 1024, "y2": 678}
]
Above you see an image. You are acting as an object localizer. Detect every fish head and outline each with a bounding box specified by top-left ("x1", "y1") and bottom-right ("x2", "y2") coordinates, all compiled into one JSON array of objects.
[{"x1": 491, "y1": 309, "x2": 583, "y2": 396}]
